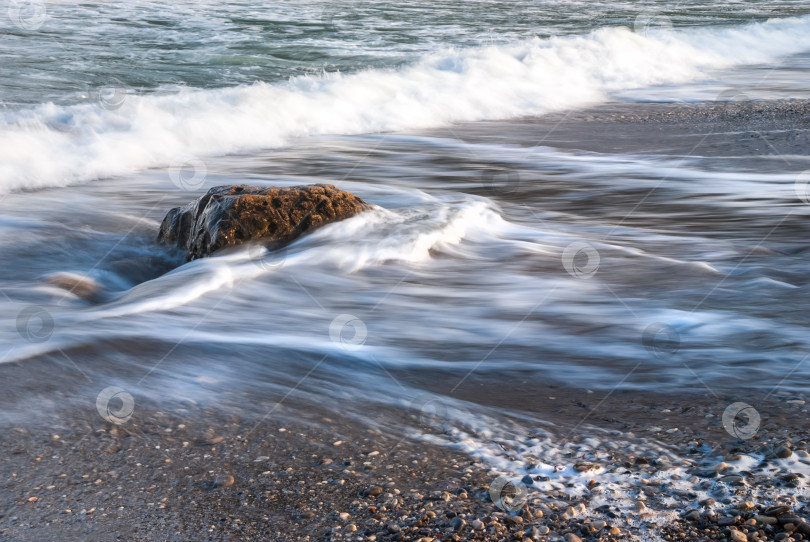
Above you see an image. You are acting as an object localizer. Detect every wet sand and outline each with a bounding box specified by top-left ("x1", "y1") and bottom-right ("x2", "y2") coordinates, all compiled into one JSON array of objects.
[
  {"x1": 1, "y1": 388, "x2": 809, "y2": 541},
  {"x1": 427, "y1": 98, "x2": 810, "y2": 158}
]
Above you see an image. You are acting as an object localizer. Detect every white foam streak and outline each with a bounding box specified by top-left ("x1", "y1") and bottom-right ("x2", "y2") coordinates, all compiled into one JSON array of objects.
[{"x1": 2, "y1": 16, "x2": 810, "y2": 192}]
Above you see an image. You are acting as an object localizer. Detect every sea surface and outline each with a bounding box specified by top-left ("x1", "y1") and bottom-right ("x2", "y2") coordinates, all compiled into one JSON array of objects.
[{"x1": 2, "y1": 0, "x2": 810, "y2": 446}]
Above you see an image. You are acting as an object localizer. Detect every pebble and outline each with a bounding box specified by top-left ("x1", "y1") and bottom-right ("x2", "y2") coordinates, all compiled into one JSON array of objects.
[
  {"x1": 730, "y1": 529, "x2": 748, "y2": 542},
  {"x1": 755, "y1": 515, "x2": 778, "y2": 525},
  {"x1": 684, "y1": 509, "x2": 700, "y2": 520},
  {"x1": 450, "y1": 517, "x2": 466, "y2": 531},
  {"x1": 564, "y1": 534, "x2": 582, "y2": 542},
  {"x1": 471, "y1": 519, "x2": 484, "y2": 530},
  {"x1": 365, "y1": 486, "x2": 383, "y2": 497},
  {"x1": 346, "y1": 524, "x2": 357, "y2": 532},
  {"x1": 387, "y1": 523, "x2": 401, "y2": 533},
  {"x1": 771, "y1": 446, "x2": 793, "y2": 459},
  {"x1": 766, "y1": 506, "x2": 792, "y2": 517},
  {"x1": 213, "y1": 474, "x2": 234, "y2": 488}
]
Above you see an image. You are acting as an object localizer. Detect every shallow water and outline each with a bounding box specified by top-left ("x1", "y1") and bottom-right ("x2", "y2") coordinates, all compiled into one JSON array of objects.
[{"x1": 2, "y1": 1, "x2": 810, "y2": 444}]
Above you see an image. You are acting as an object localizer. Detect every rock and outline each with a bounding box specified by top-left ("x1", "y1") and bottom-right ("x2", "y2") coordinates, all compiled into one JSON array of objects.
[
  {"x1": 778, "y1": 515, "x2": 806, "y2": 526},
  {"x1": 729, "y1": 529, "x2": 748, "y2": 542},
  {"x1": 720, "y1": 474, "x2": 745, "y2": 485},
  {"x1": 564, "y1": 534, "x2": 582, "y2": 542},
  {"x1": 471, "y1": 519, "x2": 484, "y2": 530},
  {"x1": 365, "y1": 486, "x2": 383, "y2": 497},
  {"x1": 765, "y1": 505, "x2": 791, "y2": 517},
  {"x1": 213, "y1": 474, "x2": 234, "y2": 488},
  {"x1": 450, "y1": 517, "x2": 466, "y2": 531},
  {"x1": 684, "y1": 509, "x2": 700, "y2": 520},
  {"x1": 774, "y1": 446, "x2": 793, "y2": 458},
  {"x1": 755, "y1": 515, "x2": 778, "y2": 525},
  {"x1": 631, "y1": 501, "x2": 647, "y2": 513},
  {"x1": 196, "y1": 434, "x2": 225, "y2": 446},
  {"x1": 387, "y1": 523, "x2": 401, "y2": 533},
  {"x1": 44, "y1": 272, "x2": 105, "y2": 303},
  {"x1": 346, "y1": 524, "x2": 357, "y2": 532},
  {"x1": 158, "y1": 184, "x2": 370, "y2": 260}
]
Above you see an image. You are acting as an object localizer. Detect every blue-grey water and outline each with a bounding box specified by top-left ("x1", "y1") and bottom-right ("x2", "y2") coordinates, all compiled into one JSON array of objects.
[{"x1": 2, "y1": 0, "x2": 810, "y2": 434}]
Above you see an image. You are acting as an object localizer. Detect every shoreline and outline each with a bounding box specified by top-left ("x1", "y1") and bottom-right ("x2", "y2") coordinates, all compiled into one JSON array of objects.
[
  {"x1": 1, "y1": 385, "x2": 808, "y2": 541},
  {"x1": 425, "y1": 98, "x2": 810, "y2": 159},
  {"x1": 2, "y1": 97, "x2": 810, "y2": 540}
]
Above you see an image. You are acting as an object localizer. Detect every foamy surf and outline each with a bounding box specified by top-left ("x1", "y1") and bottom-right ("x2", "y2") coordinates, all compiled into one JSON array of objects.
[
  {"x1": 2, "y1": 15, "x2": 810, "y2": 193},
  {"x1": 398, "y1": 392, "x2": 810, "y2": 542}
]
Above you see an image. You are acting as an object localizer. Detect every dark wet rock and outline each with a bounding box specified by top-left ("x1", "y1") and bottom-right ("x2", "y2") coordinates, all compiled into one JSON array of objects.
[
  {"x1": 449, "y1": 517, "x2": 465, "y2": 531},
  {"x1": 765, "y1": 505, "x2": 792, "y2": 517},
  {"x1": 774, "y1": 446, "x2": 793, "y2": 459},
  {"x1": 158, "y1": 184, "x2": 370, "y2": 260}
]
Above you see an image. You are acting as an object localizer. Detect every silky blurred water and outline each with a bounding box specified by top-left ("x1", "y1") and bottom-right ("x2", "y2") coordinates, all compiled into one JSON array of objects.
[{"x1": 2, "y1": 0, "x2": 810, "y2": 429}]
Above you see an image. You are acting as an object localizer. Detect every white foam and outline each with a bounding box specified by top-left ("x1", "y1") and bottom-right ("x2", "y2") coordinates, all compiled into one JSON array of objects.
[{"x1": 2, "y1": 15, "x2": 810, "y2": 193}]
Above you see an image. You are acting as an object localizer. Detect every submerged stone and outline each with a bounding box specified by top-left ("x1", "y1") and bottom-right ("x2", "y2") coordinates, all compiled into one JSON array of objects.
[{"x1": 157, "y1": 184, "x2": 370, "y2": 260}]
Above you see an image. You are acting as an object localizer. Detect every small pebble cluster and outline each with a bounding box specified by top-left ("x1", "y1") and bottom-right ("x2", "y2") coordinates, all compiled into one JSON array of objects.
[
  {"x1": 2, "y1": 395, "x2": 809, "y2": 541},
  {"x1": 666, "y1": 503, "x2": 810, "y2": 542},
  {"x1": 326, "y1": 483, "x2": 628, "y2": 541}
]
